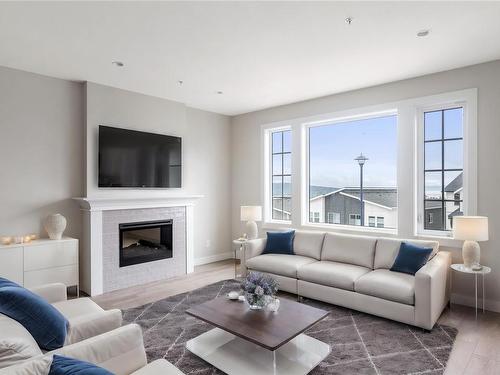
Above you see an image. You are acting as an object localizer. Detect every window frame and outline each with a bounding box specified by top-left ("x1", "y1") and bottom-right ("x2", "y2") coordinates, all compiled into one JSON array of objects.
[
  {"x1": 304, "y1": 109, "x2": 398, "y2": 234},
  {"x1": 416, "y1": 95, "x2": 476, "y2": 238},
  {"x1": 263, "y1": 124, "x2": 293, "y2": 224},
  {"x1": 260, "y1": 88, "x2": 477, "y2": 246}
]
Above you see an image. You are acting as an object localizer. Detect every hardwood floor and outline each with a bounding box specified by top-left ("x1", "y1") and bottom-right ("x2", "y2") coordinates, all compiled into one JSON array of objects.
[
  {"x1": 93, "y1": 260, "x2": 500, "y2": 374},
  {"x1": 92, "y1": 259, "x2": 235, "y2": 310}
]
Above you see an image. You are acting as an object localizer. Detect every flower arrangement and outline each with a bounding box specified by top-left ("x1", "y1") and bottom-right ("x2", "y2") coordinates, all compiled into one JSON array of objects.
[{"x1": 241, "y1": 272, "x2": 279, "y2": 310}]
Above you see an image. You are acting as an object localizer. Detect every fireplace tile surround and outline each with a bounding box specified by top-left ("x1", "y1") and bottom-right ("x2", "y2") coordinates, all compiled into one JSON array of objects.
[
  {"x1": 74, "y1": 196, "x2": 202, "y2": 296},
  {"x1": 102, "y1": 207, "x2": 185, "y2": 293}
]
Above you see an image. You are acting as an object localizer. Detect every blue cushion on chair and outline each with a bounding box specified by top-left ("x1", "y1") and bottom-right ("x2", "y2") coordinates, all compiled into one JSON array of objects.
[
  {"x1": 390, "y1": 242, "x2": 433, "y2": 275},
  {"x1": 262, "y1": 230, "x2": 295, "y2": 255},
  {"x1": 0, "y1": 277, "x2": 68, "y2": 351},
  {"x1": 49, "y1": 355, "x2": 113, "y2": 375}
]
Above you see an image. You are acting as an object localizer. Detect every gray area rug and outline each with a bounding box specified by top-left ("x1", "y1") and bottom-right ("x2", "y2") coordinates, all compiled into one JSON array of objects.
[{"x1": 123, "y1": 279, "x2": 457, "y2": 375}]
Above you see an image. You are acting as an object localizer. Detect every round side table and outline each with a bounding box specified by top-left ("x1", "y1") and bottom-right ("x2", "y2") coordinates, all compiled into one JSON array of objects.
[
  {"x1": 232, "y1": 239, "x2": 247, "y2": 279},
  {"x1": 450, "y1": 263, "x2": 491, "y2": 319}
]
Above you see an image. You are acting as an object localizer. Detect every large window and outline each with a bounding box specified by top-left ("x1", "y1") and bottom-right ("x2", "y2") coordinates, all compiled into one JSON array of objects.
[
  {"x1": 423, "y1": 107, "x2": 463, "y2": 231},
  {"x1": 308, "y1": 114, "x2": 398, "y2": 229},
  {"x1": 262, "y1": 89, "x2": 476, "y2": 241},
  {"x1": 271, "y1": 129, "x2": 292, "y2": 221}
]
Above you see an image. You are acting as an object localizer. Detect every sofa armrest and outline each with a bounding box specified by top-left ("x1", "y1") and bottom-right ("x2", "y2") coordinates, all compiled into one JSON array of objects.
[
  {"x1": 29, "y1": 283, "x2": 67, "y2": 303},
  {"x1": 245, "y1": 238, "x2": 266, "y2": 261},
  {"x1": 66, "y1": 309, "x2": 123, "y2": 345},
  {"x1": 51, "y1": 324, "x2": 147, "y2": 375},
  {"x1": 415, "y1": 251, "x2": 451, "y2": 330},
  {"x1": 241, "y1": 238, "x2": 266, "y2": 275}
]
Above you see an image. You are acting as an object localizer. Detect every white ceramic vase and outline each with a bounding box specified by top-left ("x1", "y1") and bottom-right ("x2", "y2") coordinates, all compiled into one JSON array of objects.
[{"x1": 44, "y1": 214, "x2": 67, "y2": 240}]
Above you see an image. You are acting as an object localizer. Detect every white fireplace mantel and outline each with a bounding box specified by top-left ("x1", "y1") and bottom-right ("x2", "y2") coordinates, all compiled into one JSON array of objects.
[
  {"x1": 73, "y1": 195, "x2": 203, "y2": 296},
  {"x1": 73, "y1": 195, "x2": 204, "y2": 212}
]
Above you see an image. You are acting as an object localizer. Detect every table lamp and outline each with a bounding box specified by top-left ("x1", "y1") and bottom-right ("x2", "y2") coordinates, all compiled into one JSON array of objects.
[
  {"x1": 453, "y1": 216, "x2": 488, "y2": 269},
  {"x1": 240, "y1": 206, "x2": 262, "y2": 240}
]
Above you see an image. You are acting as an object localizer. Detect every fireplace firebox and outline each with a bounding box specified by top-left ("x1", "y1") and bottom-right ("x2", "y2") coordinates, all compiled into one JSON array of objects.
[{"x1": 119, "y1": 219, "x2": 173, "y2": 267}]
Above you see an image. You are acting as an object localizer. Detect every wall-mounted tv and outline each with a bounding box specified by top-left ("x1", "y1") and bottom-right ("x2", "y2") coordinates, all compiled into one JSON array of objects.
[{"x1": 98, "y1": 125, "x2": 182, "y2": 188}]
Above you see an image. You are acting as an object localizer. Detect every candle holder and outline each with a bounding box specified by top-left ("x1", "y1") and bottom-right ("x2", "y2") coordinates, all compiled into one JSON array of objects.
[{"x1": 1, "y1": 236, "x2": 12, "y2": 245}]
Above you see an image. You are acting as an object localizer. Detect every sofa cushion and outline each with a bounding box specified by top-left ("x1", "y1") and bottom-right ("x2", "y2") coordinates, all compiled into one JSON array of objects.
[
  {"x1": 355, "y1": 269, "x2": 415, "y2": 305},
  {"x1": 246, "y1": 254, "x2": 316, "y2": 278},
  {"x1": 0, "y1": 278, "x2": 68, "y2": 351},
  {"x1": 293, "y1": 231, "x2": 325, "y2": 260},
  {"x1": 320, "y1": 233, "x2": 377, "y2": 269},
  {"x1": 262, "y1": 231, "x2": 295, "y2": 255},
  {"x1": 0, "y1": 314, "x2": 43, "y2": 369},
  {"x1": 390, "y1": 242, "x2": 433, "y2": 275},
  {"x1": 297, "y1": 261, "x2": 371, "y2": 291},
  {"x1": 374, "y1": 238, "x2": 439, "y2": 269}
]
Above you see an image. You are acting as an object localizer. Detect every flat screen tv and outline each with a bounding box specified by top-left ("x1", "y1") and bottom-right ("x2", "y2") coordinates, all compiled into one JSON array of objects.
[{"x1": 98, "y1": 125, "x2": 182, "y2": 188}]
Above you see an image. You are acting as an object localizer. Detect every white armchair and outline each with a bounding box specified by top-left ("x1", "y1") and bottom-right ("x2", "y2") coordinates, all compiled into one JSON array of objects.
[
  {"x1": 0, "y1": 324, "x2": 184, "y2": 375},
  {"x1": 28, "y1": 283, "x2": 123, "y2": 346}
]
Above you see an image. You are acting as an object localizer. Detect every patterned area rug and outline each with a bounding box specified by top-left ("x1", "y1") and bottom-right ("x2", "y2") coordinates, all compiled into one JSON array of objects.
[{"x1": 122, "y1": 279, "x2": 457, "y2": 375}]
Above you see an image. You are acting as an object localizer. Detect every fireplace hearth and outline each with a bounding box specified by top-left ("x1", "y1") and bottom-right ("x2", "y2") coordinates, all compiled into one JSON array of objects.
[{"x1": 119, "y1": 219, "x2": 173, "y2": 267}]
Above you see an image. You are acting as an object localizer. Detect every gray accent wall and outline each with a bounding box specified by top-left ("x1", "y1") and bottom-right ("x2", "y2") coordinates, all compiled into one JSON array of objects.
[
  {"x1": 0, "y1": 66, "x2": 84, "y2": 239},
  {"x1": 0, "y1": 68, "x2": 232, "y2": 265}
]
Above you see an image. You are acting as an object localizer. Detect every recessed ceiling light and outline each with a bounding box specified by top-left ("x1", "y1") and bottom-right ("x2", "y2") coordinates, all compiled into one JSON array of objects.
[
  {"x1": 417, "y1": 30, "x2": 430, "y2": 37},
  {"x1": 345, "y1": 17, "x2": 353, "y2": 25},
  {"x1": 178, "y1": 80, "x2": 184, "y2": 86},
  {"x1": 217, "y1": 91, "x2": 223, "y2": 95},
  {"x1": 112, "y1": 61, "x2": 124, "y2": 67}
]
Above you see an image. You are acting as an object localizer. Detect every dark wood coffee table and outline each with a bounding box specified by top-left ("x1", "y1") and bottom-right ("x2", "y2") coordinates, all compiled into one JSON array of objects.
[{"x1": 185, "y1": 297, "x2": 331, "y2": 375}]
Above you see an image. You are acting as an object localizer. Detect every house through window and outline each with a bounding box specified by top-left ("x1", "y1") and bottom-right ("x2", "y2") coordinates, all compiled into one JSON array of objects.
[
  {"x1": 423, "y1": 107, "x2": 464, "y2": 231},
  {"x1": 308, "y1": 114, "x2": 398, "y2": 229}
]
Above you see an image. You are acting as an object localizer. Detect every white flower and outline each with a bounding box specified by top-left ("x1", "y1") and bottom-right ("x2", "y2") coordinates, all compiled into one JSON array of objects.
[{"x1": 255, "y1": 286, "x2": 264, "y2": 296}]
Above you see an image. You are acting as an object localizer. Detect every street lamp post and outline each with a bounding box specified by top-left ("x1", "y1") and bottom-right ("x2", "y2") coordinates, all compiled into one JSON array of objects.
[{"x1": 354, "y1": 153, "x2": 369, "y2": 226}]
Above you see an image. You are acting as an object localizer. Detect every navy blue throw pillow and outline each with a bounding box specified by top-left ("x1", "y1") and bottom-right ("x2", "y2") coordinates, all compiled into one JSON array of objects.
[
  {"x1": 262, "y1": 230, "x2": 295, "y2": 255},
  {"x1": 0, "y1": 277, "x2": 68, "y2": 351},
  {"x1": 49, "y1": 355, "x2": 113, "y2": 375},
  {"x1": 390, "y1": 242, "x2": 433, "y2": 275}
]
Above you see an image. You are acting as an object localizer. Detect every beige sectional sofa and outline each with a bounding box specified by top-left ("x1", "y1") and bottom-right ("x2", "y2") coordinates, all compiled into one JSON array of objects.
[{"x1": 244, "y1": 231, "x2": 451, "y2": 330}]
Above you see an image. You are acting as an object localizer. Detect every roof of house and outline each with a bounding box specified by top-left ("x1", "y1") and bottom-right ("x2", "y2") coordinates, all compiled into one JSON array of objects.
[
  {"x1": 309, "y1": 185, "x2": 339, "y2": 199},
  {"x1": 445, "y1": 172, "x2": 463, "y2": 193},
  {"x1": 311, "y1": 187, "x2": 397, "y2": 208},
  {"x1": 341, "y1": 188, "x2": 397, "y2": 208}
]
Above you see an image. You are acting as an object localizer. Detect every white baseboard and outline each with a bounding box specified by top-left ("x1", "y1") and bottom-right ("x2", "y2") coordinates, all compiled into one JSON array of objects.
[
  {"x1": 194, "y1": 251, "x2": 233, "y2": 266},
  {"x1": 451, "y1": 292, "x2": 500, "y2": 313}
]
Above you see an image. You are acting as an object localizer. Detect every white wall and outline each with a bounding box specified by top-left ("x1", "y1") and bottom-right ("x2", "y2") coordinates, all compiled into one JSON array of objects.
[
  {"x1": 0, "y1": 66, "x2": 83, "y2": 239},
  {"x1": 85, "y1": 83, "x2": 232, "y2": 263},
  {"x1": 231, "y1": 60, "x2": 500, "y2": 311}
]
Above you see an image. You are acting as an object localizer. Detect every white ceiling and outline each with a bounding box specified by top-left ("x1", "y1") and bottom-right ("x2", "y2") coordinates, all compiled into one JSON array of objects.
[{"x1": 1, "y1": 2, "x2": 500, "y2": 116}]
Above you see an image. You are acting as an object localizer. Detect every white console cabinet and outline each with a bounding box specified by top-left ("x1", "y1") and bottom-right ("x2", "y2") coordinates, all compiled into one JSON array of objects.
[{"x1": 0, "y1": 237, "x2": 79, "y2": 293}]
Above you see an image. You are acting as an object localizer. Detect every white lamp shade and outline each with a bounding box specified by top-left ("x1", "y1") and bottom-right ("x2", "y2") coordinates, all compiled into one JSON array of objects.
[
  {"x1": 453, "y1": 216, "x2": 489, "y2": 241},
  {"x1": 240, "y1": 206, "x2": 262, "y2": 221}
]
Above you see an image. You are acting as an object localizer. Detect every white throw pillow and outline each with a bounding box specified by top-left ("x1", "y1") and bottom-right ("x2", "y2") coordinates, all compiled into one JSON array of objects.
[{"x1": 0, "y1": 315, "x2": 42, "y2": 369}]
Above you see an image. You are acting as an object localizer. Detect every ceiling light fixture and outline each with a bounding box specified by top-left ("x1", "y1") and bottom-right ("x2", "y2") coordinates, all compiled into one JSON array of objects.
[
  {"x1": 112, "y1": 61, "x2": 124, "y2": 67},
  {"x1": 417, "y1": 29, "x2": 430, "y2": 37},
  {"x1": 345, "y1": 17, "x2": 353, "y2": 25},
  {"x1": 178, "y1": 80, "x2": 184, "y2": 86},
  {"x1": 217, "y1": 91, "x2": 223, "y2": 95}
]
